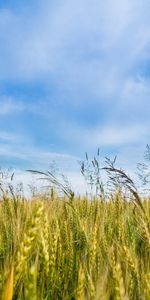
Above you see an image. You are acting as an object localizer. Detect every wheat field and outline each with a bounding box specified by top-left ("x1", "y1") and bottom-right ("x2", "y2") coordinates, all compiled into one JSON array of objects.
[{"x1": 0, "y1": 191, "x2": 150, "y2": 300}]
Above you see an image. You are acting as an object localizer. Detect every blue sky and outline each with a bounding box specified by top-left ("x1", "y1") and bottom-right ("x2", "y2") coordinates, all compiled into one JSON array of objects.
[{"x1": 0, "y1": 0, "x2": 149, "y2": 190}]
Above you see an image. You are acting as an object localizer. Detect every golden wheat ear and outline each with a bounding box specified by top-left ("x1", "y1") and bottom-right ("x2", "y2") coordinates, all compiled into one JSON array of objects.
[{"x1": 2, "y1": 261, "x2": 14, "y2": 300}]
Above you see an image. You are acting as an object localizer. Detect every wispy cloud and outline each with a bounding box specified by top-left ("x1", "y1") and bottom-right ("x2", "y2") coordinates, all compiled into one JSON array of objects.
[
  {"x1": 0, "y1": 97, "x2": 24, "y2": 115},
  {"x1": 0, "y1": 131, "x2": 21, "y2": 142},
  {"x1": 90, "y1": 124, "x2": 148, "y2": 147},
  {"x1": 59, "y1": 121, "x2": 148, "y2": 150},
  {"x1": 0, "y1": 140, "x2": 79, "y2": 171}
]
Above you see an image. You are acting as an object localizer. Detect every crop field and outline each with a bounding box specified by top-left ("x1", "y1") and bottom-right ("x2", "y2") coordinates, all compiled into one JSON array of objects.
[{"x1": 0, "y1": 191, "x2": 150, "y2": 300}]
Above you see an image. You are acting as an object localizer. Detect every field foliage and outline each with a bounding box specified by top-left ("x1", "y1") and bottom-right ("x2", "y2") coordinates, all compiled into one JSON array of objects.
[{"x1": 0, "y1": 190, "x2": 150, "y2": 299}]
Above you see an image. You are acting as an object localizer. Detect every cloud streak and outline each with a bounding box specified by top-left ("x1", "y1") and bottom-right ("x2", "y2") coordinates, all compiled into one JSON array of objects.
[
  {"x1": 0, "y1": 131, "x2": 21, "y2": 142},
  {"x1": 0, "y1": 97, "x2": 25, "y2": 115},
  {"x1": 59, "y1": 121, "x2": 148, "y2": 150},
  {"x1": 0, "y1": 140, "x2": 79, "y2": 171}
]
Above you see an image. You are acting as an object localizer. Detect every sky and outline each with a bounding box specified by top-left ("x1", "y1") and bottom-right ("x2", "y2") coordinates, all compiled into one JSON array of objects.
[{"x1": 0, "y1": 0, "x2": 149, "y2": 192}]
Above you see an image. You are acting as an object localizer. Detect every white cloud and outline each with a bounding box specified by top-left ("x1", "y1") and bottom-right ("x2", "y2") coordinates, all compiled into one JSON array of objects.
[
  {"x1": 0, "y1": 141, "x2": 80, "y2": 170},
  {"x1": 0, "y1": 96, "x2": 51, "y2": 117},
  {"x1": 59, "y1": 120, "x2": 148, "y2": 150},
  {"x1": 0, "y1": 131, "x2": 21, "y2": 142},
  {"x1": 0, "y1": 97, "x2": 24, "y2": 115},
  {"x1": 121, "y1": 76, "x2": 150, "y2": 109},
  {"x1": 91, "y1": 124, "x2": 148, "y2": 146}
]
